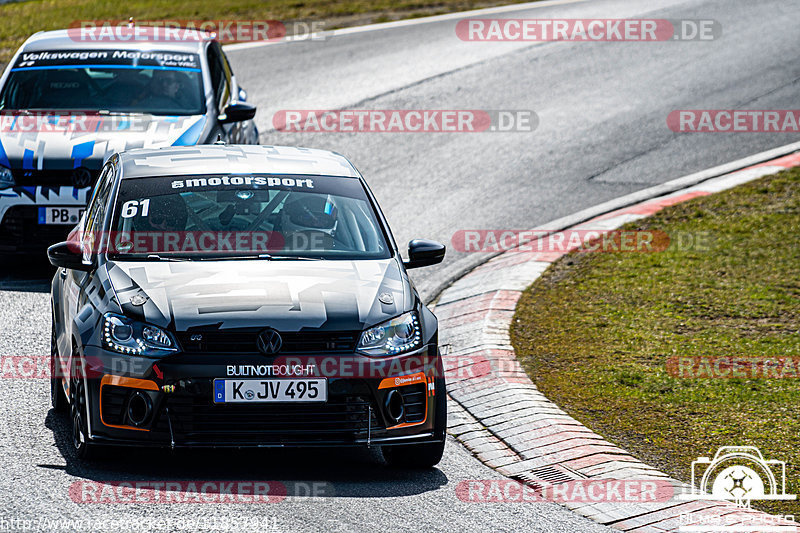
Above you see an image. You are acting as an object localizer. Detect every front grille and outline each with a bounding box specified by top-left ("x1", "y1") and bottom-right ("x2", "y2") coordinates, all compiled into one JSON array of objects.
[
  {"x1": 156, "y1": 394, "x2": 382, "y2": 444},
  {"x1": 176, "y1": 329, "x2": 360, "y2": 354},
  {"x1": 0, "y1": 205, "x2": 74, "y2": 249},
  {"x1": 399, "y1": 384, "x2": 426, "y2": 423},
  {"x1": 10, "y1": 168, "x2": 99, "y2": 187}
]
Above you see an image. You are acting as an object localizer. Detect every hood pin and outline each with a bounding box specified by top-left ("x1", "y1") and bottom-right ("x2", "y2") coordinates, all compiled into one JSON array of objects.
[
  {"x1": 378, "y1": 292, "x2": 394, "y2": 305},
  {"x1": 130, "y1": 294, "x2": 148, "y2": 306}
]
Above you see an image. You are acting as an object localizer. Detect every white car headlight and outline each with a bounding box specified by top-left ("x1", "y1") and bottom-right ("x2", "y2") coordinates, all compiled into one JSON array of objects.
[
  {"x1": 0, "y1": 166, "x2": 15, "y2": 190},
  {"x1": 357, "y1": 312, "x2": 422, "y2": 356},
  {"x1": 103, "y1": 313, "x2": 177, "y2": 356}
]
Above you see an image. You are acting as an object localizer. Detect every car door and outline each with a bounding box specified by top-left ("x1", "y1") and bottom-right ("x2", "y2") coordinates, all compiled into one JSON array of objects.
[{"x1": 61, "y1": 162, "x2": 114, "y2": 359}]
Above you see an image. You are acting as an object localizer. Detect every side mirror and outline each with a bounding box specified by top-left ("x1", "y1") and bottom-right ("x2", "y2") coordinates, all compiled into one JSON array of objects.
[
  {"x1": 47, "y1": 241, "x2": 93, "y2": 271},
  {"x1": 404, "y1": 239, "x2": 445, "y2": 269},
  {"x1": 219, "y1": 102, "x2": 256, "y2": 124}
]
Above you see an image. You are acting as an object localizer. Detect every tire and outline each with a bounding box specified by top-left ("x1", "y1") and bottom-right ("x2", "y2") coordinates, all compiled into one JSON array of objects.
[
  {"x1": 432, "y1": 376, "x2": 447, "y2": 440},
  {"x1": 50, "y1": 319, "x2": 68, "y2": 413},
  {"x1": 382, "y1": 378, "x2": 447, "y2": 468},
  {"x1": 70, "y1": 368, "x2": 97, "y2": 461}
]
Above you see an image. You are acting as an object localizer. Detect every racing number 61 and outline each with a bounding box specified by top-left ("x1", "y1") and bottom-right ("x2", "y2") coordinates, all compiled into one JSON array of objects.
[{"x1": 121, "y1": 199, "x2": 151, "y2": 218}]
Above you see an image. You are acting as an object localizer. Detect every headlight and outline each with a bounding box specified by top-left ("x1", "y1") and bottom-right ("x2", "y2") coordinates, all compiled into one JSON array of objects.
[
  {"x1": 102, "y1": 313, "x2": 177, "y2": 356},
  {"x1": 0, "y1": 166, "x2": 14, "y2": 190},
  {"x1": 357, "y1": 312, "x2": 422, "y2": 356}
]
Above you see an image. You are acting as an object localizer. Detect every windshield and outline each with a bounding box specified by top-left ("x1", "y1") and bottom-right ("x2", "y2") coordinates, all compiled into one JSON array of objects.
[
  {"x1": 0, "y1": 49, "x2": 204, "y2": 115},
  {"x1": 107, "y1": 174, "x2": 391, "y2": 260}
]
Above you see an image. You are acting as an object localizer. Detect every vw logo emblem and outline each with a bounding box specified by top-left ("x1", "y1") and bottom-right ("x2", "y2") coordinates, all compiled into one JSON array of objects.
[
  {"x1": 71, "y1": 168, "x2": 92, "y2": 188},
  {"x1": 256, "y1": 329, "x2": 282, "y2": 354}
]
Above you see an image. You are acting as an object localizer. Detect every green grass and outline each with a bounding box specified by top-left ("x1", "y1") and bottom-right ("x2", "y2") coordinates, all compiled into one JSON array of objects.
[
  {"x1": 0, "y1": 0, "x2": 533, "y2": 65},
  {"x1": 510, "y1": 167, "x2": 800, "y2": 515}
]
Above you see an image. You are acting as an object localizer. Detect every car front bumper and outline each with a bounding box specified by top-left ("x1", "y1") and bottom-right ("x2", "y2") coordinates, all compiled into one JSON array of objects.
[{"x1": 78, "y1": 344, "x2": 445, "y2": 448}]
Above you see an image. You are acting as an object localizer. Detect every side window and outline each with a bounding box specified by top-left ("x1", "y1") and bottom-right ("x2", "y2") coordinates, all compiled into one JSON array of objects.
[
  {"x1": 221, "y1": 50, "x2": 235, "y2": 86},
  {"x1": 0, "y1": 75, "x2": 20, "y2": 108},
  {"x1": 206, "y1": 42, "x2": 231, "y2": 112},
  {"x1": 82, "y1": 164, "x2": 114, "y2": 257}
]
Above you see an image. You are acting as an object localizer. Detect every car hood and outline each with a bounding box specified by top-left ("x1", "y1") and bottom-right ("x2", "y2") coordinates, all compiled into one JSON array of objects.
[
  {"x1": 104, "y1": 258, "x2": 410, "y2": 333},
  {"x1": 0, "y1": 114, "x2": 206, "y2": 171}
]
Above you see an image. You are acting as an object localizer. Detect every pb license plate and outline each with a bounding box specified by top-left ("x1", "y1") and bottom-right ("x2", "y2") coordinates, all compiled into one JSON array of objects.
[
  {"x1": 213, "y1": 378, "x2": 327, "y2": 403},
  {"x1": 38, "y1": 207, "x2": 85, "y2": 225}
]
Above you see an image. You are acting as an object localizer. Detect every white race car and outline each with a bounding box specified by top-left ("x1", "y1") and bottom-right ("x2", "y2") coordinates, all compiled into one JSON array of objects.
[{"x1": 0, "y1": 26, "x2": 258, "y2": 254}]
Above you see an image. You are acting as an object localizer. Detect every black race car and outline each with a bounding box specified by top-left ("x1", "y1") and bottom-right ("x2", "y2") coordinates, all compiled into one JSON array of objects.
[{"x1": 49, "y1": 144, "x2": 447, "y2": 468}]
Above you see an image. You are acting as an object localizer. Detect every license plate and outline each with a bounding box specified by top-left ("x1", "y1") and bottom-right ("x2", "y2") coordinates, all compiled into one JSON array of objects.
[
  {"x1": 213, "y1": 378, "x2": 327, "y2": 403},
  {"x1": 38, "y1": 206, "x2": 85, "y2": 225}
]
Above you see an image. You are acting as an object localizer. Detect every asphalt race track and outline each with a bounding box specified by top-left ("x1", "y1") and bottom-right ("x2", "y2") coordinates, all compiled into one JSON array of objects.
[{"x1": 1, "y1": 0, "x2": 798, "y2": 531}]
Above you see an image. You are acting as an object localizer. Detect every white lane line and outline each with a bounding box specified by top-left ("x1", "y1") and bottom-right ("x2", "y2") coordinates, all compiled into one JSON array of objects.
[{"x1": 224, "y1": 0, "x2": 588, "y2": 51}]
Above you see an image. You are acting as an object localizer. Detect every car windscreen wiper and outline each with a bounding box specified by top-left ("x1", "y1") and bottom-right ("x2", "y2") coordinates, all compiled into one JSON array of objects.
[
  {"x1": 263, "y1": 255, "x2": 324, "y2": 261},
  {"x1": 145, "y1": 254, "x2": 190, "y2": 261},
  {"x1": 109, "y1": 253, "x2": 190, "y2": 261},
  {"x1": 196, "y1": 254, "x2": 272, "y2": 261},
  {"x1": 196, "y1": 253, "x2": 324, "y2": 261}
]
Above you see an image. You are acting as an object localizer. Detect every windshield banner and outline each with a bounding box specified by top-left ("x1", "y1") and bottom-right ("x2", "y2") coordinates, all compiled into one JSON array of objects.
[
  {"x1": 117, "y1": 174, "x2": 366, "y2": 200},
  {"x1": 12, "y1": 49, "x2": 200, "y2": 70}
]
